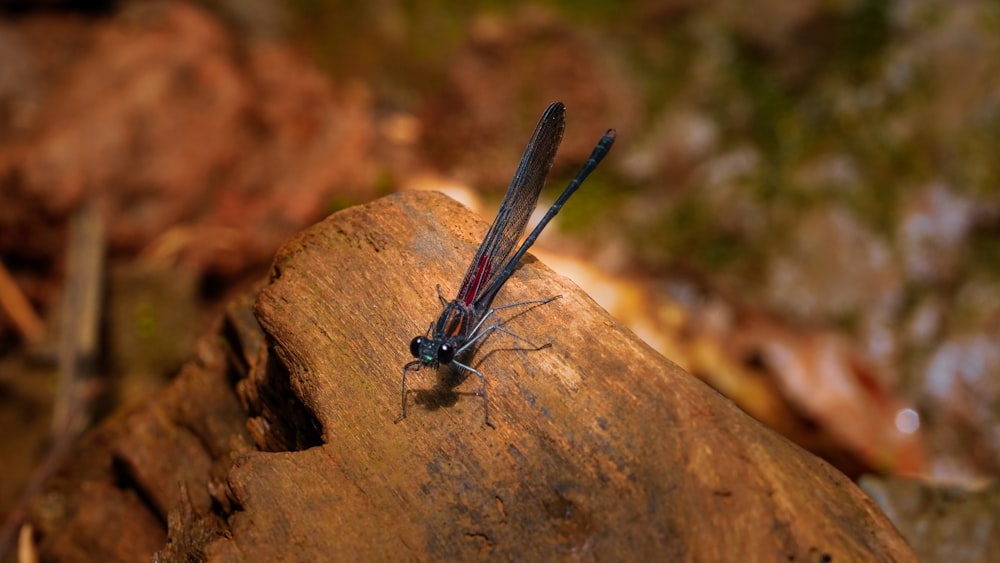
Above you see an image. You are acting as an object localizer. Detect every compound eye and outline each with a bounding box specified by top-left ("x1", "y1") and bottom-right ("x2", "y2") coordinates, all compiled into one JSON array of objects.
[
  {"x1": 410, "y1": 336, "x2": 423, "y2": 358},
  {"x1": 437, "y1": 343, "x2": 455, "y2": 364}
]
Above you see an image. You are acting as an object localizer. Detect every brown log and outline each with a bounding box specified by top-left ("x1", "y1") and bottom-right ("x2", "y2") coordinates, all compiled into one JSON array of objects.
[
  {"x1": 28, "y1": 190, "x2": 916, "y2": 561},
  {"x1": 244, "y1": 190, "x2": 915, "y2": 560}
]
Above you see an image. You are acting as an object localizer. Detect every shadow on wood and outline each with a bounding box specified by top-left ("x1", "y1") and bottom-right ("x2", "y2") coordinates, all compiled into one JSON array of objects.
[{"x1": 26, "y1": 191, "x2": 916, "y2": 561}]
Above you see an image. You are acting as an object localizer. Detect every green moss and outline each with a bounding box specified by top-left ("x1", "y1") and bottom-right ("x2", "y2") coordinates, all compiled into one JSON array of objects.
[
  {"x1": 137, "y1": 302, "x2": 157, "y2": 341},
  {"x1": 549, "y1": 173, "x2": 623, "y2": 234}
]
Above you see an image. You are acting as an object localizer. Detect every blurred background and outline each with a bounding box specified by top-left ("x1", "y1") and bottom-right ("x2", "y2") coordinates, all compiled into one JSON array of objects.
[{"x1": 1, "y1": 0, "x2": 998, "y2": 559}]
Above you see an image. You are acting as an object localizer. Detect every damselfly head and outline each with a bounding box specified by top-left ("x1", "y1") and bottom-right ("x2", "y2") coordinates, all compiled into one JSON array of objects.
[{"x1": 409, "y1": 336, "x2": 456, "y2": 365}]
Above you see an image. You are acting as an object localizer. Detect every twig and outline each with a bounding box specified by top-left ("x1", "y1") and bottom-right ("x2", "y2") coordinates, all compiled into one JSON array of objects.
[
  {"x1": 0, "y1": 202, "x2": 106, "y2": 560},
  {"x1": 52, "y1": 201, "x2": 105, "y2": 435},
  {"x1": 0, "y1": 259, "x2": 46, "y2": 345}
]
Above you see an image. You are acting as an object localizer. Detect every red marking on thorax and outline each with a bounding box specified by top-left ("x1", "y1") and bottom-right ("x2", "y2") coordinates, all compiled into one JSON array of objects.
[{"x1": 443, "y1": 308, "x2": 468, "y2": 338}]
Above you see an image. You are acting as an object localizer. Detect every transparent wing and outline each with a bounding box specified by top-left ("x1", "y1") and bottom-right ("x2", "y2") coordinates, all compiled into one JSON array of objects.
[{"x1": 454, "y1": 102, "x2": 566, "y2": 307}]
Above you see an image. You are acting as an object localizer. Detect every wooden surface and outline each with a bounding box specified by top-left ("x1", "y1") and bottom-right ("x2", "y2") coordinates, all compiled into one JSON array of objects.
[{"x1": 26, "y1": 191, "x2": 916, "y2": 561}]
